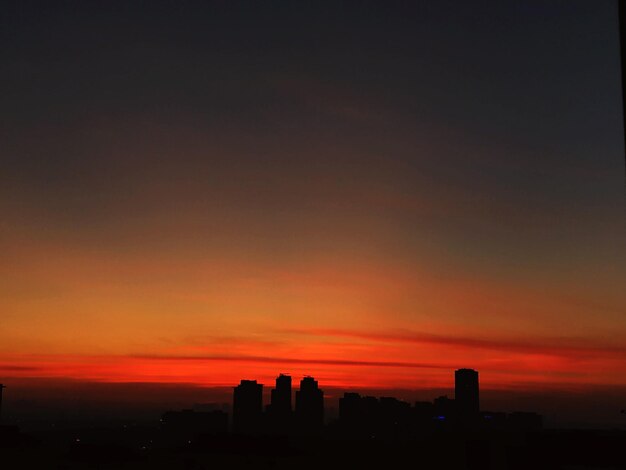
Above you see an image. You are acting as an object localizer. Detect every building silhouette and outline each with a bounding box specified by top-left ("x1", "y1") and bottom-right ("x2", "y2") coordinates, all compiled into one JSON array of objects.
[
  {"x1": 270, "y1": 374, "x2": 292, "y2": 414},
  {"x1": 295, "y1": 376, "x2": 324, "y2": 432},
  {"x1": 225, "y1": 368, "x2": 543, "y2": 440},
  {"x1": 339, "y1": 392, "x2": 362, "y2": 424},
  {"x1": 433, "y1": 395, "x2": 456, "y2": 421},
  {"x1": 455, "y1": 368, "x2": 479, "y2": 421},
  {"x1": 339, "y1": 393, "x2": 411, "y2": 438},
  {"x1": 378, "y1": 396, "x2": 411, "y2": 437},
  {"x1": 233, "y1": 380, "x2": 263, "y2": 434},
  {"x1": 267, "y1": 374, "x2": 292, "y2": 434},
  {"x1": 338, "y1": 393, "x2": 376, "y2": 436}
]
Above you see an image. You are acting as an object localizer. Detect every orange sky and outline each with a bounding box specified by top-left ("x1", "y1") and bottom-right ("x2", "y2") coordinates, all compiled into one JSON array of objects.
[{"x1": 2, "y1": 223, "x2": 625, "y2": 391}]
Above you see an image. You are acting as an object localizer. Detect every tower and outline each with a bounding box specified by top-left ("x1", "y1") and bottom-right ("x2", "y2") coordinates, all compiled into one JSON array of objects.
[
  {"x1": 268, "y1": 374, "x2": 292, "y2": 433},
  {"x1": 455, "y1": 368, "x2": 479, "y2": 420},
  {"x1": 233, "y1": 380, "x2": 263, "y2": 434},
  {"x1": 270, "y1": 374, "x2": 292, "y2": 414},
  {"x1": 295, "y1": 376, "x2": 324, "y2": 432}
]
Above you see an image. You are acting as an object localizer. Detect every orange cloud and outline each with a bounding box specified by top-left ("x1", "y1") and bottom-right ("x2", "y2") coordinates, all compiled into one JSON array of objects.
[{"x1": 281, "y1": 327, "x2": 626, "y2": 357}]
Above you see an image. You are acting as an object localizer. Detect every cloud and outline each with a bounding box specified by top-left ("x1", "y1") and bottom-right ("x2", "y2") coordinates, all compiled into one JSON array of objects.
[
  {"x1": 280, "y1": 327, "x2": 626, "y2": 358},
  {"x1": 131, "y1": 354, "x2": 447, "y2": 370},
  {"x1": 0, "y1": 365, "x2": 42, "y2": 372}
]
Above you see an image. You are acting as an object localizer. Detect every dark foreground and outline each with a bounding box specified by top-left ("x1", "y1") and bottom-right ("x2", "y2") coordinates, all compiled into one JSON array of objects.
[{"x1": 2, "y1": 424, "x2": 625, "y2": 470}]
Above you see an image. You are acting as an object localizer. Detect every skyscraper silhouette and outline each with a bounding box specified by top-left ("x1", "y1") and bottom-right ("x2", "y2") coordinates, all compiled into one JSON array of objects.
[
  {"x1": 233, "y1": 380, "x2": 263, "y2": 434},
  {"x1": 295, "y1": 376, "x2": 324, "y2": 432},
  {"x1": 270, "y1": 374, "x2": 292, "y2": 414},
  {"x1": 267, "y1": 374, "x2": 292, "y2": 434},
  {"x1": 455, "y1": 368, "x2": 479, "y2": 421}
]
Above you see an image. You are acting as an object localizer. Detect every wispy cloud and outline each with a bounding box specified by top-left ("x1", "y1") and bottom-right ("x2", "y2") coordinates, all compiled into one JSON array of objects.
[
  {"x1": 280, "y1": 327, "x2": 626, "y2": 358},
  {"x1": 131, "y1": 354, "x2": 447, "y2": 370},
  {"x1": 0, "y1": 364, "x2": 42, "y2": 372}
]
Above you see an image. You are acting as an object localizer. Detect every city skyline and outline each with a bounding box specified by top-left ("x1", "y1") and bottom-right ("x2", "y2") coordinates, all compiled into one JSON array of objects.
[{"x1": 171, "y1": 368, "x2": 544, "y2": 435}]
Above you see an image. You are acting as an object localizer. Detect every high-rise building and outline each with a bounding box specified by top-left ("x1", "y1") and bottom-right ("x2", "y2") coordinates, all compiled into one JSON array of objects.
[
  {"x1": 455, "y1": 368, "x2": 479, "y2": 420},
  {"x1": 233, "y1": 380, "x2": 263, "y2": 434},
  {"x1": 267, "y1": 374, "x2": 292, "y2": 434},
  {"x1": 295, "y1": 376, "x2": 324, "y2": 431},
  {"x1": 270, "y1": 374, "x2": 292, "y2": 414}
]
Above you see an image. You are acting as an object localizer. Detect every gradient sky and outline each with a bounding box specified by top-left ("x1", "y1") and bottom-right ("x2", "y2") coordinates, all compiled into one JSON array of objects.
[{"x1": 1, "y1": 0, "x2": 625, "y2": 404}]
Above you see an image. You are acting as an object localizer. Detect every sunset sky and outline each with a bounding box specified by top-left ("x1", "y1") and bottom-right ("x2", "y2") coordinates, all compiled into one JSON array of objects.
[{"x1": 1, "y1": 0, "x2": 625, "y2": 409}]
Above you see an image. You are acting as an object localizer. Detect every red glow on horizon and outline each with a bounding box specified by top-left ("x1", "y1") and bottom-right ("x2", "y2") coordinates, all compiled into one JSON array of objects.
[{"x1": 2, "y1": 325, "x2": 625, "y2": 392}]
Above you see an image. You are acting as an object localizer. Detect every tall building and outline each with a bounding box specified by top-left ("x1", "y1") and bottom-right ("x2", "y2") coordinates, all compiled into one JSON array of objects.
[
  {"x1": 455, "y1": 368, "x2": 479, "y2": 420},
  {"x1": 295, "y1": 376, "x2": 324, "y2": 431},
  {"x1": 233, "y1": 380, "x2": 263, "y2": 434},
  {"x1": 267, "y1": 374, "x2": 292, "y2": 434},
  {"x1": 270, "y1": 374, "x2": 292, "y2": 414}
]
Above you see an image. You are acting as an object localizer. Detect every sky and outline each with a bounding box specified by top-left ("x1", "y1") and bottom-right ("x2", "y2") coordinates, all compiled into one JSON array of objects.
[{"x1": 1, "y1": 1, "x2": 625, "y2": 423}]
